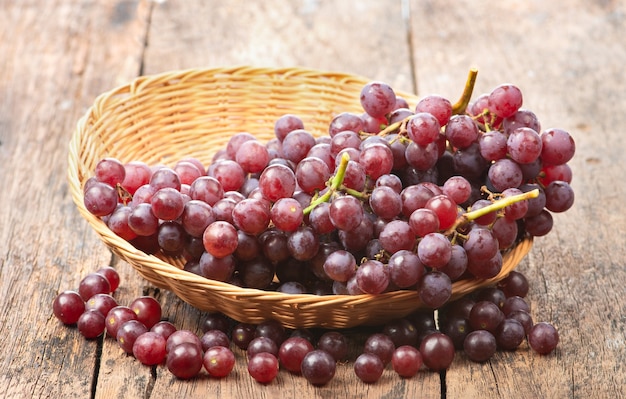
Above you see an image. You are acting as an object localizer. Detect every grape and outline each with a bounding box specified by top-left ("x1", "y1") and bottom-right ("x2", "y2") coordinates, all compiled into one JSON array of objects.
[
  {"x1": 488, "y1": 84, "x2": 523, "y2": 118},
  {"x1": 189, "y1": 176, "x2": 223, "y2": 206},
  {"x1": 541, "y1": 128, "x2": 575, "y2": 165},
  {"x1": 469, "y1": 301, "x2": 505, "y2": 333},
  {"x1": 295, "y1": 157, "x2": 330, "y2": 194},
  {"x1": 133, "y1": 331, "x2": 167, "y2": 366},
  {"x1": 122, "y1": 161, "x2": 151, "y2": 195},
  {"x1": 151, "y1": 187, "x2": 184, "y2": 221},
  {"x1": 150, "y1": 167, "x2": 181, "y2": 191},
  {"x1": 417, "y1": 232, "x2": 452, "y2": 268},
  {"x1": 181, "y1": 200, "x2": 215, "y2": 237},
  {"x1": 359, "y1": 143, "x2": 394, "y2": 180},
  {"x1": 453, "y1": 142, "x2": 489, "y2": 178},
  {"x1": 258, "y1": 163, "x2": 297, "y2": 202},
  {"x1": 495, "y1": 318, "x2": 526, "y2": 350},
  {"x1": 247, "y1": 336, "x2": 279, "y2": 360},
  {"x1": 464, "y1": 228, "x2": 498, "y2": 263},
  {"x1": 445, "y1": 114, "x2": 479, "y2": 149},
  {"x1": 105, "y1": 306, "x2": 138, "y2": 339},
  {"x1": 360, "y1": 81, "x2": 396, "y2": 118},
  {"x1": 420, "y1": 332, "x2": 455, "y2": 371},
  {"x1": 408, "y1": 208, "x2": 439, "y2": 238},
  {"x1": 392, "y1": 345, "x2": 423, "y2": 378},
  {"x1": 355, "y1": 260, "x2": 389, "y2": 295},
  {"x1": 201, "y1": 312, "x2": 232, "y2": 334},
  {"x1": 117, "y1": 320, "x2": 148, "y2": 354},
  {"x1": 157, "y1": 221, "x2": 186, "y2": 255},
  {"x1": 77, "y1": 310, "x2": 105, "y2": 339},
  {"x1": 388, "y1": 250, "x2": 425, "y2": 288},
  {"x1": 401, "y1": 184, "x2": 436, "y2": 217},
  {"x1": 502, "y1": 295, "x2": 531, "y2": 316},
  {"x1": 275, "y1": 114, "x2": 305, "y2": 141},
  {"x1": 354, "y1": 353, "x2": 384, "y2": 383},
  {"x1": 199, "y1": 252, "x2": 235, "y2": 282},
  {"x1": 478, "y1": 130, "x2": 508, "y2": 161},
  {"x1": 166, "y1": 329, "x2": 203, "y2": 354},
  {"x1": 231, "y1": 323, "x2": 256, "y2": 350},
  {"x1": 379, "y1": 220, "x2": 414, "y2": 254},
  {"x1": 329, "y1": 112, "x2": 364, "y2": 137},
  {"x1": 539, "y1": 163, "x2": 573, "y2": 186},
  {"x1": 203, "y1": 346, "x2": 236, "y2": 378},
  {"x1": 407, "y1": 112, "x2": 441, "y2": 146},
  {"x1": 442, "y1": 176, "x2": 472, "y2": 205},
  {"x1": 364, "y1": 333, "x2": 396, "y2": 365},
  {"x1": 278, "y1": 337, "x2": 314, "y2": 374},
  {"x1": 524, "y1": 209, "x2": 554, "y2": 237},
  {"x1": 236, "y1": 139, "x2": 270, "y2": 173},
  {"x1": 301, "y1": 350, "x2": 336, "y2": 386},
  {"x1": 415, "y1": 95, "x2": 452, "y2": 126},
  {"x1": 438, "y1": 244, "x2": 468, "y2": 281},
  {"x1": 209, "y1": 159, "x2": 246, "y2": 192},
  {"x1": 418, "y1": 271, "x2": 452, "y2": 309},
  {"x1": 405, "y1": 141, "x2": 439, "y2": 171},
  {"x1": 239, "y1": 258, "x2": 275, "y2": 289},
  {"x1": 150, "y1": 321, "x2": 177, "y2": 341},
  {"x1": 528, "y1": 322, "x2": 559, "y2": 355},
  {"x1": 129, "y1": 296, "x2": 162, "y2": 329},
  {"x1": 470, "y1": 199, "x2": 498, "y2": 226},
  {"x1": 270, "y1": 198, "x2": 304, "y2": 232},
  {"x1": 317, "y1": 331, "x2": 348, "y2": 362},
  {"x1": 503, "y1": 109, "x2": 541, "y2": 135},
  {"x1": 498, "y1": 271, "x2": 529, "y2": 298},
  {"x1": 167, "y1": 342, "x2": 204, "y2": 379},
  {"x1": 492, "y1": 217, "x2": 518, "y2": 249},
  {"x1": 202, "y1": 221, "x2": 238, "y2": 258},
  {"x1": 425, "y1": 194, "x2": 458, "y2": 230},
  {"x1": 84, "y1": 182, "x2": 118, "y2": 216},
  {"x1": 463, "y1": 330, "x2": 497, "y2": 362},
  {"x1": 78, "y1": 273, "x2": 112, "y2": 302},
  {"x1": 507, "y1": 127, "x2": 543, "y2": 164},
  {"x1": 501, "y1": 188, "x2": 529, "y2": 220},
  {"x1": 174, "y1": 160, "x2": 203, "y2": 185},
  {"x1": 282, "y1": 129, "x2": 316, "y2": 164},
  {"x1": 95, "y1": 157, "x2": 125, "y2": 187},
  {"x1": 323, "y1": 250, "x2": 357, "y2": 283},
  {"x1": 106, "y1": 205, "x2": 137, "y2": 241},
  {"x1": 544, "y1": 180, "x2": 575, "y2": 212},
  {"x1": 488, "y1": 158, "x2": 523, "y2": 192},
  {"x1": 85, "y1": 293, "x2": 118, "y2": 317},
  {"x1": 507, "y1": 310, "x2": 534, "y2": 335},
  {"x1": 287, "y1": 226, "x2": 319, "y2": 261},
  {"x1": 247, "y1": 352, "x2": 279, "y2": 384},
  {"x1": 369, "y1": 185, "x2": 402, "y2": 220},
  {"x1": 329, "y1": 195, "x2": 363, "y2": 231},
  {"x1": 232, "y1": 198, "x2": 271, "y2": 236}
]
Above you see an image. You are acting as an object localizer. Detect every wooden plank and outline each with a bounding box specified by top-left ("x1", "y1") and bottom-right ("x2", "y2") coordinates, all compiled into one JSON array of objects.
[
  {"x1": 409, "y1": 0, "x2": 626, "y2": 398},
  {"x1": 0, "y1": 1, "x2": 148, "y2": 398}
]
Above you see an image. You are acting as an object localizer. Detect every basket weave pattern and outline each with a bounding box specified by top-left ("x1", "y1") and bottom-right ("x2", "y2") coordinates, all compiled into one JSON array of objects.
[{"x1": 68, "y1": 66, "x2": 533, "y2": 329}]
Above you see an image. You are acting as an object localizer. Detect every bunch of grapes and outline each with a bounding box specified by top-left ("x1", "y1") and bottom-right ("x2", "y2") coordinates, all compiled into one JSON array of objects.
[{"x1": 82, "y1": 70, "x2": 574, "y2": 313}]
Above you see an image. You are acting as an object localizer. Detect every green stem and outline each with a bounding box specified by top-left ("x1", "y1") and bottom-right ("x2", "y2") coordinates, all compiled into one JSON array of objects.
[
  {"x1": 303, "y1": 152, "x2": 351, "y2": 215},
  {"x1": 451, "y1": 68, "x2": 478, "y2": 115},
  {"x1": 446, "y1": 189, "x2": 539, "y2": 234}
]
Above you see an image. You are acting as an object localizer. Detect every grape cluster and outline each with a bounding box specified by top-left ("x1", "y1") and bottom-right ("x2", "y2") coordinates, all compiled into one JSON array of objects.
[{"x1": 83, "y1": 73, "x2": 575, "y2": 311}]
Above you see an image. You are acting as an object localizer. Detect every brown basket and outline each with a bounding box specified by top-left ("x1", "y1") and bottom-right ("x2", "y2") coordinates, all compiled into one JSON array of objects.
[{"x1": 68, "y1": 66, "x2": 533, "y2": 329}]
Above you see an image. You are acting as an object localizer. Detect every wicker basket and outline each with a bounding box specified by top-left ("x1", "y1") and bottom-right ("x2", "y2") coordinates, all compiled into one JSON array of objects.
[{"x1": 68, "y1": 66, "x2": 533, "y2": 329}]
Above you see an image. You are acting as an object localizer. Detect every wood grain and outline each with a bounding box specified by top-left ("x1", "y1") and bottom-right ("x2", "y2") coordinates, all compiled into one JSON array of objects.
[{"x1": 1, "y1": 0, "x2": 625, "y2": 398}]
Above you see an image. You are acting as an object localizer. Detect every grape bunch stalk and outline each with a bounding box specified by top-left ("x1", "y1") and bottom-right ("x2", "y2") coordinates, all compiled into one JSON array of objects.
[{"x1": 82, "y1": 68, "x2": 575, "y2": 312}]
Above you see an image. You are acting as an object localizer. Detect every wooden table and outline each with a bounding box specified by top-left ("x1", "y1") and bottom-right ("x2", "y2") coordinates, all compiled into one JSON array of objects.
[{"x1": 2, "y1": 1, "x2": 625, "y2": 398}]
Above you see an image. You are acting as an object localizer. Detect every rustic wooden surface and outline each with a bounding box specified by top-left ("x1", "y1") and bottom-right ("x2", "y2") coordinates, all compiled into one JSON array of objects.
[{"x1": 1, "y1": 0, "x2": 625, "y2": 398}]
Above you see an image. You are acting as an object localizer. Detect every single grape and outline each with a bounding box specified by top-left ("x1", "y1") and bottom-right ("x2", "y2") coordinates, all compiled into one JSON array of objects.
[
  {"x1": 150, "y1": 187, "x2": 185, "y2": 221},
  {"x1": 133, "y1": 331, "x2": 167, "y2": 366},
  {"x1": 469, "y1": 301, "x2": 505, "y2": 333},
  {"x1": 495, "y1": 318, "x2": 526, "y2": 350},
  {"x1": 419, "y1": 332, "x2": 455, "y2": 371},
  {"x1": 247, "y1": 352, "x2": 279, "y2": 384},
  {"x1": 463, "y1": 330, "x2": 497, "y2": 362},
  {"x1": 275, "y1": 114, "x2": 305, "y2": 141},
  {"x1": 541, "y1": 128, "x2": 575, "y2": 165},
  {"x1": 129, "y1": 296, "x2": 162, "y2": 329},
  {"x1": 354, "y1": 353, "x2": 385, "y2": 383},
  {"x1": 117, "y1": 320, "x2": 148, "y2": 354},
  {"x1": 317, "y1": 331, "x2": 349, "y2": 362},
  {"x1": 360, "y1": 81, "x2": 396, "y2": 118},
  {"x1": 203, "y1": 346, "x2": 236, "y2": 378},
  {"x1": 364, "y1": 333, "x2": 396, "y2": 365},
  {"x1": 77, "y1": 310, "x2": 105, "y2": 339},
  {"x1": 356, "y1": 260, "x2": 389, "y2": 295},
  {"x1": 236, "y1": 139, "x2": 270, "y2": 173},
  {"x1": 166, "y1": 329, "x2": 203, "y2": 354},
  {"x1": 105, "y1": 306, "x2": 138, "y2": 339},
  {"x1": 418, "y1": 271, "x2": 452, "y2": 309},
  {"x1": 391, "y1": 345, "x2": 423, "y2": 378},
  {"x1": 488, "y1": 84, "x2": 523, "y2": 118},
  {"x1": 417, "y1": 233, "x2": 452, "y2": 269},
  {"x1": 85, "y1": 293, "x2": 118, "y2": 317},
  {"x1": 445, "y1": 114, "x2": 479, "y2": 149},
  {"x1": 84, "y1": 182, "x2": 118, "y2": 216},
  {"x1": 388, "y1": 250, "x2": 425, "y2": 289},
  {"x1": 329, "y1": 195, "x2": 363, "y2": 231},
  {"x1": 150, "y1": 321, "x2": 177, "y2": 341},
  {"x1": 278, "y1": 336, "x2": 315, "y2": 374},
  {"x1": 528, "y1": 322, "x2": 559, "y2": 355},
  {"x1": 167, "y1": 342, "x2": 204, "y2": 379},
  {"x1": 78, "y1": 273, "x2": 111, "y2": 301},
  {"x1": 415, "y1": 95, "x2": 452, "y2": 126},
  {"x1": 507, "y1": 127, "x2": 543, "y2": 164},
  {"x1": 301, "y1": 350, "x2": 336, "y2": 386}
]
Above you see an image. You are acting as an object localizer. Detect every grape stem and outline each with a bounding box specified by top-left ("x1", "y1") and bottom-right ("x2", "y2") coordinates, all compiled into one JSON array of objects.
[
  {"x1": 445, "y1": 188, "x2": 540, "y2": 234},
  {"x1": 303, "y1": 152, "x2": 351, "y2": 215},
  {"x1": 451, "y1": 68, "x2": 478, "y2": 115}
]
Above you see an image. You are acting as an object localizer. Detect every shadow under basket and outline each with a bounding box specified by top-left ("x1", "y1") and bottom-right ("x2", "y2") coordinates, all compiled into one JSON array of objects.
[{"x1": 68, "y1": 66, "x2": 534, "y2": 329}]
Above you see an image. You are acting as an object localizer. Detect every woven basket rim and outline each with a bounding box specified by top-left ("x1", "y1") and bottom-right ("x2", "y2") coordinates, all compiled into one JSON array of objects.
[{"x1": 67, "y1": 66, "x2": 534, "y2": 328}]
